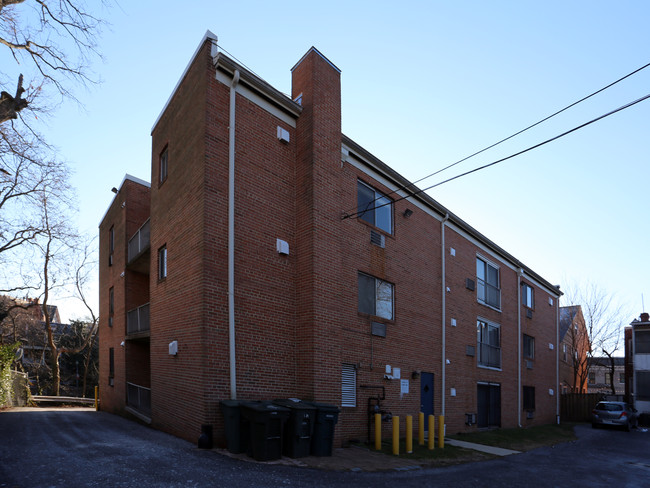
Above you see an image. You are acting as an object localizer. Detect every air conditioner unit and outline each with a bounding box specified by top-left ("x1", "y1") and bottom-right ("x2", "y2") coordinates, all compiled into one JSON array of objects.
[
  {"x1": 526, "y1": 411, "x2": 535, "y2": 419},
  {"x1": 465, "y1": 413, "x2": 477, "y2": 425},
  {"x1": 526, "y1": 309, "x2": 533, "y2": 319},
  {"x1": 370, "y1": 230, "x2": 385, "y2": 248}
]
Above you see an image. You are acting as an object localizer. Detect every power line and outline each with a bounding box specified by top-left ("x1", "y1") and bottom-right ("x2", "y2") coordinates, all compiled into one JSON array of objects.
[
  {"x1": 343, "y1": 92, "x2": 650, "y2": 220},
  {"x1": 342, "y1": 60, "x2": 650, "y2": 218}
]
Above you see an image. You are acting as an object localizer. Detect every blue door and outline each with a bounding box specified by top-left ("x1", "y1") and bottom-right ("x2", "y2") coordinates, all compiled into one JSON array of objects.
[{"x1": 420, "y1": 372, "x2": 434, "y2": 430}]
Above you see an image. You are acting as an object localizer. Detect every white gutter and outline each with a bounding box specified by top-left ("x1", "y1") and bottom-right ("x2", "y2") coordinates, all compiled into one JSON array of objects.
[
  {"x1": 441, "y1": 213, "x2": 449, "y2": 418},
  {"x1": 517, "y1": 269, "x2": 523, "y2": 427},
  {"x1": 228, "y1": 70, "x2": 240, "y2": 400}
]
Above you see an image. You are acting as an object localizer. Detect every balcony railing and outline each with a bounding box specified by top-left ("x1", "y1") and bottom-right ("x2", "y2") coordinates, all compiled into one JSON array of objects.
[
  {"x1": 127, "y1": 382, "x2": 151, "y2": 416},
  {"x1": 128, "y1": 218, "x2": 150, "y2": 263},
  {"x1": 126, "y1": 303, "x2": 150, "y2": 334}
]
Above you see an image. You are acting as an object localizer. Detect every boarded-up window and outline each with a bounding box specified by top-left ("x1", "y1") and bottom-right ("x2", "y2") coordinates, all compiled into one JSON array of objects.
[{"x1": 341, "y1": 364, "x2": 356, "y2": 407}]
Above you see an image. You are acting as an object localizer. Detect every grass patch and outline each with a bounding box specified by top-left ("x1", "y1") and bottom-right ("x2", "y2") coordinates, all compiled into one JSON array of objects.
[{"x1": 448, "y1": 423, "x2": 576, "y2": 452}]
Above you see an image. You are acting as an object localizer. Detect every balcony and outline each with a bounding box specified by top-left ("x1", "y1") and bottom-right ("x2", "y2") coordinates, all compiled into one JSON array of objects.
[
  {"x1": 127, "y1": 303, "x2": 150, "y2": 336},
  {"x1": 127, "y1": 219, "x2": 150, "y2": 274},
  {"x1": 126, "y1": 382, "x2": 151, "y2": 419}
]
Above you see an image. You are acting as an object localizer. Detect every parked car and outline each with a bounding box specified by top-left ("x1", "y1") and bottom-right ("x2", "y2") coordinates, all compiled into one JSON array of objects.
[{"x1": 592, "y1": 401, "x2": 639, "y2": 431}]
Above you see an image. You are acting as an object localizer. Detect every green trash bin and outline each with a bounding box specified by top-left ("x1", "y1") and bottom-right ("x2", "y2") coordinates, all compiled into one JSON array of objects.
[
  {"x1": 219, "y1": 400, "x2": 249, "y2": 454},
  {"x1": 240, "y1": 401, "x2": 290, "y2": 461},
  {"x1": 305, "y1": 401, "x2": 340, "y2": 456},
  {"x1": 272, "y1": 399, "x2": 317, "y2": 458}
]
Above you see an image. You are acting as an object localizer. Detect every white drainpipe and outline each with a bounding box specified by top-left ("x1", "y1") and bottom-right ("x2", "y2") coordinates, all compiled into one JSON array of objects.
[
  {"x1": 441, "y1": 213, "x2": 449, "y2": 418},
  {"x1": 228, "y1": 69, "x2": 240, "y2": 400},
  {"x1": 517, "y1": 268, "x2": 523, "y2": 427}
]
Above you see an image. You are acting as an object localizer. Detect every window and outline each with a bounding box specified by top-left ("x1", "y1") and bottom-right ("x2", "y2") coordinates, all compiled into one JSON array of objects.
[
  {"x1": 605, "y1": 372, "x2": 612, "y2": 385},
  {"x1": 109, "y1": 347, "x2": 115, "y2": 387},
  {"x1": 522, "y1": 283, "x2": 534, "y2": 308},
  {"x1": 562, "y1": 343, "x2": 567, "y2": 362},
  {"x1": 638, "y1": 372, "x2": 650, "y2": 400},
  {"x1": 358, "y1": 272, "x2": 393, "y2": 320},
  {"x1": 159, "y1": 146, "x2": 168, "y2": 184},
  {"x1": 108, "y1": 287, "x2": 114, "y2": 328},
  {"x1": 523, "y1": 386, "x2": 535, "y2": 410},
  {"x1": 588, "y1": 372, "x2": 595, "y2": 384},
  {"x1": 357, "y1": 180, "x2": 392, "y2": 234},
  {"x1": 523, "y1": 334, "x2": 535, "y2": 359},
  {"x1": 619, "y1": 373, "x2": 625, "y2": 384},
  {"x1": 636, "y1": 331, "x2": 650, "y2": 353},
  {"x1": 476, "y1": 257, "x2": 500, "y2": 309},
  {"x1": 477, "y1": 319, "x2": 501, "y2": 369},
  {"x1": 158, "y1": 245, "x2": 167, "y2": 280},
  {"x1": 341, "y1": 363, "x2": 357, "y2": 407},
  {"x1": 108, "y1": 226, "x2": 114, "y2": 266}
]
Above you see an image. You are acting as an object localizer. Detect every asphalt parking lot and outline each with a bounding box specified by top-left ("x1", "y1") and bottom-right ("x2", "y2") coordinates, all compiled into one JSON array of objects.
[{"x1": 1, "y1": 407, "x2": 649, "y2": 487}]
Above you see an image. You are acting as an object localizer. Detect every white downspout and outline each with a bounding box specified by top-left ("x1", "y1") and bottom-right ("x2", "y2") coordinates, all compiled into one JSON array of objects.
[
  {"x1": 517, "y1": 268, "x2": 523, "y2": 428},
  {"x1": 556, "y1": 296, "x2": 560, "y2": 423},
  {"x1": 228, "y1": 69, "x2": 240, "y2": 400},
  {"x1": 441, "y1": 213, "x2": 449, "y2": 420}
]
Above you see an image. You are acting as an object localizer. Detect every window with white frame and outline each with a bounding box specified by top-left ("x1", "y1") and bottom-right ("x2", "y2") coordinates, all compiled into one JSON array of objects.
[
  {"x1": 341, "y1": 363, "x2": 357, "y2": 407},
  {"x1": 522, "y1": 283, "x2": 534, "y2": 308},
  {"x1": 523, "y1": 334, "x2": 535, "y2": 359},
  {"x1": 358, "y1": 272, "x2": 393, "y2": 320},
  {"x1": 357, "y1": 180, "x2": 392, "y2": 234},
  {"x1": 476, "y1": 257, "x2": 500, "y2": 309},
  {"x1": 588, "y1": 372, "x2": 595, "y2": 384},
  {"x1": 477, "y1": 319, "x2": 501, "y2": 369}
]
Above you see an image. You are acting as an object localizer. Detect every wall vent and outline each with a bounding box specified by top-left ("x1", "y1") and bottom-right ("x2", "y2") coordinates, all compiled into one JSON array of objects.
[
  {"x1": 465, "y1": 278, "x2": 475, "y2": 291},
  {"x1": 526, "y1": 309, "x2": 533, "y2": 319},
  {"x1": 371, "y1": 322, "x2": 386, "y2": 337},
  {"x1": 526, "y1": 360, "x2": 533, "y2": 369},
  {"x1": 526, "y1": 411, "x2": 535, "y2": 419},
  {"x1": 370, "y1": 230, "x2": 385, "y2": 248},
  {"x1": 466, "y1": 345, "x2": 475, "y2": 357}
]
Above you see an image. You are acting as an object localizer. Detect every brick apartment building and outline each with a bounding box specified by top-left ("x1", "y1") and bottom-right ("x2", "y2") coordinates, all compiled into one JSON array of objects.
[
  {"x1": 558, "y1": 305, "x2": 590, "y2": 393},
  {"x1": 99, "y1": 32, "x2": 563, "y2": 446}
]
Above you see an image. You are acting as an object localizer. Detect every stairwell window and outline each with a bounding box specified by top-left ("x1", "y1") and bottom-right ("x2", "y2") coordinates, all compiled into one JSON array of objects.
[
  {"x1": 357, "y1": 180, "x2": 392, "y2": 234},
  {"x1": 158, "y1": 245, "x2": 167, "y2": 281},
  {"x1": 477, "y1": 256, "x2": 500, "y2": 309},
  {"x1": 108, "y1": 287, "x2": 114, "y2": 328},
  {"x1": 108, "y1": 226, "x2": 114, "y2": 266},
  {"x1": 477, "y1": 319, "x2": 501, "y2": 369},
  {"x1": 159, "y1": 146, "x2": 168, "y2": 185},
  {"x1": 523, "y1": 386, "x2": 535, "y2": 410},
  {"x1": 109, "y1": 347, "x2": 114, "y2": 387},
  {"x1": 523, "y1": 334, "x2": 535, "y2": 359},
  {"x1": 358, "y1": 272, "x2": 393, "y2": 320}
]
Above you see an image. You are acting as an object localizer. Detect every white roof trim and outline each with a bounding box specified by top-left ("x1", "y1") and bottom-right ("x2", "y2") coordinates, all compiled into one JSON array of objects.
[
  {"x1": 98, "y1": 173, "x2": 151, "y2": 226},
  {"x1": 151, "y1": 30, "x2": 218, "y2": 133}
]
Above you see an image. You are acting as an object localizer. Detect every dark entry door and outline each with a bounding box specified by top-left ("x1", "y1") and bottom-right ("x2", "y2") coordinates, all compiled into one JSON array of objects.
[
  {"x1": 420, "y1": 372, "x2": 434, "y2": 430},
  {"x1": 477, "y1": 383, "x2": 501, "y2": 428}
]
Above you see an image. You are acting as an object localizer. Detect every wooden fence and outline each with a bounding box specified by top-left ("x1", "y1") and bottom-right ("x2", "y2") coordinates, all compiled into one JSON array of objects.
[{"x1": 560, "y1": 393, "x2": 605, "y2": 422}]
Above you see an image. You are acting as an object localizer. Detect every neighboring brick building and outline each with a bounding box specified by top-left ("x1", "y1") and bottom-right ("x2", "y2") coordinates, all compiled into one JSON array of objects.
[
  {"x1": 99, "y1": 32, "x2": 563, "y2": 446},
  {"x1": 587, "y1": 357, "x2": 625, "y2": 395},
  {"x1": 558, "y1": 305, "x2": 590, "y2": 393}
]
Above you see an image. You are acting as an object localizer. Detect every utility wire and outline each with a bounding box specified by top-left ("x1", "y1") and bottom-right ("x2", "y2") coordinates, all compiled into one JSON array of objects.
[
  {"x1": 343, "y1": 92, "x2": 650, "y2": 220},
  {"x1": 342, "y1": 60, "x2": 650, "y2": 218}
]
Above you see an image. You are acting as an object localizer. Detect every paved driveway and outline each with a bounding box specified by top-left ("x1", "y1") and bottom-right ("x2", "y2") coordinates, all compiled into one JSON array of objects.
[{"x1": 1, "y1": 407, "x2": 649, "y2": 487}]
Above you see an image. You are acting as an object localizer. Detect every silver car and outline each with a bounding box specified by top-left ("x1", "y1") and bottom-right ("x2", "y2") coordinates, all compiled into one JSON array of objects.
[{"x1": 591, "y1": 401, "x2": 639, "y2": 431}]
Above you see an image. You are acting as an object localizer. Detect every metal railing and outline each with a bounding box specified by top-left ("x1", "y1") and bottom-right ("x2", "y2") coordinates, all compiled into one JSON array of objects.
[
  {"x1": 127, "y1": 382, "x2": 151, "y2": 416},
  {"x1": 126, "y1": 303, "x2": 150, "y2": 334},
  {"x1": 127, "y1": 218, "x2": 150, "y2": 263},
  {"x1": 477, "y1": 278, "x2": 501, "y2": 309}
]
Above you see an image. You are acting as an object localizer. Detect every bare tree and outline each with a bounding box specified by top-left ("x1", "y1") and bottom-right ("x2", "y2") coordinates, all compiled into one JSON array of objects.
[{"x1": 563, "y1": 282, "x2": 629, "y2": 395}]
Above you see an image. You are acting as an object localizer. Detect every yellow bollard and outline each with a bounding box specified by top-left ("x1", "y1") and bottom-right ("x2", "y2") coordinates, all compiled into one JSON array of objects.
[
  {"x1": 428, "y1": 415, "x2": 435, "y2": 450},
  {"x1": 94, "y1": 385, "x2": 98, "y2": 411},
  {"x1": 392, "y1": 416, "x2": 400, "y2": 455},
  {"x1": 438, "y1": 415, "x2": 445, "y2": 448},
  {"x1": 406, "y1": 415, "x2": 413, "y2": 453},
  {"x1": 418, "y1": 412, "x2": 424, "y2": 446},
  {"x1": 374, "y1": 413, "x2": 382, "y2": 451}
]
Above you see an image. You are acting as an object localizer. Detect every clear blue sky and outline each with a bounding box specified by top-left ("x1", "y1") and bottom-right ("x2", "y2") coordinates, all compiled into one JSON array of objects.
[{"x1": 28, "y1": 1, "x2": 649, "y2": 323}]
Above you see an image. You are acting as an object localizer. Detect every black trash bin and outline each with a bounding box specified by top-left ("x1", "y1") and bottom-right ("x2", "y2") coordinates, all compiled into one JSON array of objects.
[
  {"x1": 305, "y1": 401, "x2": 340, "y2": 456},
  {"x1": 240, "y1": 401, "x2": 290, "y2": 461},
  {"x1": 272, "y1": 399, "x2": 317, "y2": 458},
  {"x1": 220, "y1": 400, "x2": 249, "y2": 454}
]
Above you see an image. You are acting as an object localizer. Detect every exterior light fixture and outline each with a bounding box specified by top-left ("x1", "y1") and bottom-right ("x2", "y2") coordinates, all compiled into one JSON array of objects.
[
  {"x1": 111, "y1": 187, "x2": 118, "y2": 194},
  {"x1": 403, "y1": 208, "x2": 413, "y2": 218}
]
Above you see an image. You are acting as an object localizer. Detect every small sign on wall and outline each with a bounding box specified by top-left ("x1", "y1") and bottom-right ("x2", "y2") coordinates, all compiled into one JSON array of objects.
[{"x1": 401, "y1": 379, "x2": 409, "y2": 395}]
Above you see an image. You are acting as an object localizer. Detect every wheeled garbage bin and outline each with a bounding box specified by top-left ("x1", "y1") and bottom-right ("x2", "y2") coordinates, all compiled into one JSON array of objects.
[
  {"x1": 272, "y1": 399, "x2": 317, "y2": 458},
  {"x1": 305, "y1": 401, "x2": 340, "y2": 456},
  {"x1": 219, "y1": 400, "x2": 250, "y2": 454},
  {"x1": 240, "y1": 401, "x2": 290, "y2": 461}
]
